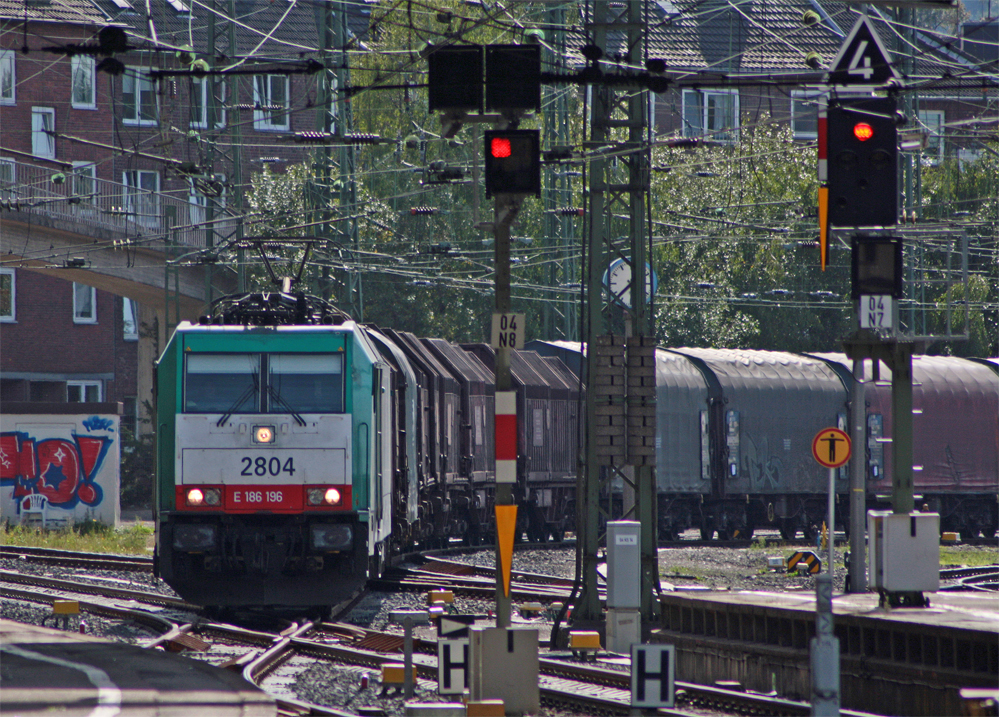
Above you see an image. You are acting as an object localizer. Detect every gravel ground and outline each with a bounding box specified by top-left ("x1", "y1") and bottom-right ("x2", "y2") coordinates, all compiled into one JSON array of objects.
[{"x1": 2, "y1": 540, "x2": 995, "y2": 717}]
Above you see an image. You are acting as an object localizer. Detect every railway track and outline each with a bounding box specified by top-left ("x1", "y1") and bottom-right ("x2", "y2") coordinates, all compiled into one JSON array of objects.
[
  {"x1": 0, "y1": 545, "x2": 154, "y2": 572},
  {"x1": 1, "y1": 560, "x2": 904, "y2": 717}
]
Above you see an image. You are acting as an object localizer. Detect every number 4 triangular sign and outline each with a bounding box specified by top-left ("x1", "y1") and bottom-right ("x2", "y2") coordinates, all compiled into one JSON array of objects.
[{"x1": 827, "y1": 16, "x2": 900, "y2": 86}]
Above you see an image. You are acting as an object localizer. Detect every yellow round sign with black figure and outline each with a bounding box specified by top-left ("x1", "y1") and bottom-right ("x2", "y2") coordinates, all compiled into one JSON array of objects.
[{"x1": 812, "y1": 427, "x2": 851, "y2": 469}]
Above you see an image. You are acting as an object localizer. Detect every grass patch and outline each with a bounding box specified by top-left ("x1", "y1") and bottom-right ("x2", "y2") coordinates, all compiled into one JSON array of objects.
[
  {"x1": 939, "y1": 546, "x2": 999, "y2": 568},
  {"x1": 748, "y1": 536, "x2": 768, "y2": 550},
  {"x1": 1, "y1": 521, "x2": 153, "y2": 555}
]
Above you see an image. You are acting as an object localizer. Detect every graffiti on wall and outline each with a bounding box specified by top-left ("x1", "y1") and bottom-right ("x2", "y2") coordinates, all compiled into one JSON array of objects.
[{"x1": 0, "y1": 420, "x2": 114, "y2": 511}]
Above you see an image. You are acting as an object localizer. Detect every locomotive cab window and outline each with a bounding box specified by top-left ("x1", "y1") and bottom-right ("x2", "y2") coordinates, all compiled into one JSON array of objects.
[
  {"x1": 269, "y1": 354, "x2": 344, "y2": 413},
  {"x1": 185, "y1": 354, "x2": 260, "y2": 413},
  {"x1": 184, "y1": 352, "x2": 344, "y2": 414}
]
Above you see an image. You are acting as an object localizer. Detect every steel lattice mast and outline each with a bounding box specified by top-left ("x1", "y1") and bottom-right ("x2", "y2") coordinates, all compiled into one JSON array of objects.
[{"x1": 573, "y1": 0, "x2": 659, "y2": 628}]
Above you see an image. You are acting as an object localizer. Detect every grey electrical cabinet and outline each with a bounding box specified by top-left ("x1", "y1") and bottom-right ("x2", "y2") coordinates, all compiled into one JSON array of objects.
[
  {"x1": 607, "y1": 521, "x2": 641, "y2": 609},
  {"x1": 868, "y1": 511, "x2": 940, "y2": 592}
]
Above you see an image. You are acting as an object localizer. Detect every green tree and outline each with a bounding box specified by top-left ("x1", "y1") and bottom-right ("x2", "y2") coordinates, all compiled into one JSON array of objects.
[{"x1": 650, "y1": 121, "x2": 852, "y2": 350}]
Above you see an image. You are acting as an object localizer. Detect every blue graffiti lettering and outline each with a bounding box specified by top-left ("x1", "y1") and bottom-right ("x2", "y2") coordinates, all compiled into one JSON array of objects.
[{"x1": 82, "y1": 416, "x2": 115, "y2": 432}]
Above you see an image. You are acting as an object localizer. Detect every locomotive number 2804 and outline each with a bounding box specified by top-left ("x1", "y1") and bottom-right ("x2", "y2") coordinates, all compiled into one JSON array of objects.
[{"x1": 240, "y1": 456, "x2": 296, "y2": 477}]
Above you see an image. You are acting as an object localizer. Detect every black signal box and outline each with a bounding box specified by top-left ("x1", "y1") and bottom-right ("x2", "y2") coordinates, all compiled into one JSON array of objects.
[
  {"x1": 827, "y1": 97, "x2": 898, "y2": 228},
  {"x1": 485, "y1": 44, "x2": 541, "y2": 112},
  {"x1": 484, "y1": 129, "x2": 540, "y2": 197},
  {"x1": 428, "y1": 45, "x2": 483, "y2": 112},
  {"x1": 851, "y1": 235, "x2": 903, "y2": 299}
]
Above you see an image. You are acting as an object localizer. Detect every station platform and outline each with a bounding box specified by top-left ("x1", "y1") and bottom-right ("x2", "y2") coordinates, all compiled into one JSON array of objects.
[
  {"x1": 0, "y1": 619, "x2": 276, "y2": 717},
  {"x1": 653, "y1": 589, "x2": 999, "y2": 717}
]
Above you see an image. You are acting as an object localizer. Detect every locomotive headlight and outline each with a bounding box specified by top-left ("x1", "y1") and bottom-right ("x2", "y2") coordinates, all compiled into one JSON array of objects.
[
  {"x1": 311, "y1": 523, "x2": 352, "y2": 550},
  {"x1": 253, "y1": 425, "x2": 275, "y2": 444},
  {"x1": 307, "y1": 487, "x2": 342, "y2": 506},
  {"x1": 185, "y1": 488, "x2": 220, "y2": 507}
]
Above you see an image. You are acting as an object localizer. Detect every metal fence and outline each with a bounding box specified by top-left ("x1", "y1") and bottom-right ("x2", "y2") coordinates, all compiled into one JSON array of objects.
[{"x1": 0, "y1": 158, "x2": 237, "y2": 252}]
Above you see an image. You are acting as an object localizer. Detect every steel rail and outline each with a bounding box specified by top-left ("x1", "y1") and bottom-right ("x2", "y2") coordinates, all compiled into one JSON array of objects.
[
  {"x1": 0, "y1": 545, "x2": 154, "y2": 572},
  {"x1": 0, "y1": 584, "x2": 179, "y2": 635},
  {"x1": 0, "y1": 569, "x2": 195, "y2": 610}
]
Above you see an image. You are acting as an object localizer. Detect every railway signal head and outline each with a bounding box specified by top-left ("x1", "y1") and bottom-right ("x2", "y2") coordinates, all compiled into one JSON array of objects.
[
  {"x1": 827, "y1": 96, "x2": 898, "y2": 228},
  {"x1": 484, "y1": 129, "x2": 540, "y2": 197},
  {"x1": 852, "y1": 121, "x2": 874, "y2": 141}
]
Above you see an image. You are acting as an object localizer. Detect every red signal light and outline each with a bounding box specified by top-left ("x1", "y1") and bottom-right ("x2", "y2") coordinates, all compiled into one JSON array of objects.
[
  {"x1": 853, "y1": 122, "x2": 875, "y2": 141},
  {"x1": 490, "y1": 137, "x2": 512, "y2": 158}
]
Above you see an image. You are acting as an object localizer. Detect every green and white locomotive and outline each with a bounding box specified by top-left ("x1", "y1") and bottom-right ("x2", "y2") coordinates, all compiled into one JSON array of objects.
[{"x1": 154, "y1": 293, "x2": 403, "y2": 610}]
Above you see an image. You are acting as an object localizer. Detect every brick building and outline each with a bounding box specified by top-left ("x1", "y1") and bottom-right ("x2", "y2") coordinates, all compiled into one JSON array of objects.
[
  {"x1": 1, "y1": 271, "x2": 140, "y2": 433},
  {"x1": 1, "y1": 0, "x2": 368, "y2": 438},
  {"x1": 644, "y1": 0, "x2": 997, "y2": 164}
]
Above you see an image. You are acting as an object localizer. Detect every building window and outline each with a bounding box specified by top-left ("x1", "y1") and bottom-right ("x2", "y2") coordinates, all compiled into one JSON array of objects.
[
  {"x1": 0, "y1": 268, "x2": 14, "y2": 321},
  {"x1": 188, "y1": 175, "x2": 225, "y2": 227},
  {"x1": 918, "y1": 110, "x2": 945, "y2": 162},
  {"x1": 189, "y1": 186, "x2": 207, "y2": 226},
  {"x1": 122, "y1": 396, "x2": 138, "y2": 439},
  {"x1": 682, "y1": 89, "x2": 739, "y2": 142},
  {"x1": 73, "y1": 282, "x2": 97, "y2": 323},
  {"x1": 123, "y1": 297, "x2": 138, "y2": 340},
  {"x1": 191, "y1": 77, "x2": 225, "y2": 129},
  {"x1": 72, "y1": 162, "x2": 96, "y2": 203},
  {"x1": 67, "y1": 381, "x2": 102, "y2": 402},
  {"x1": 0, "y1": 157, "x2": 14, "y2": 202},
  {"x1": 0, "y1": 50, "x2": 13, "y2": 104},
  {"x1": 791, "y1": 91, "x2": 821, "y2": 139},
  {"x1": 122, "y1": 170, "x2": 160, "y2": 227},
  {"x1": 122, "y1": 67, "x2": 157, "y2": 125},
  {"x1": 253, "y1": 74, "x2": 289, "y2": 131},
  {"x1": 31, "y1": 108, "x2": 56, "y2": 158},
  {"x1": 71, "y1": 56, "x2": 96, "y2": 109},
  {"x1": 325, "y1": 74, "x2": 339, "y2": 136}
]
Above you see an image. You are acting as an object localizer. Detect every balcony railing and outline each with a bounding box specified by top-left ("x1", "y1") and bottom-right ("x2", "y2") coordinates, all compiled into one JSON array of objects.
[{"x1": 0, "y1": 159, "x2": 237, "y2": 252}]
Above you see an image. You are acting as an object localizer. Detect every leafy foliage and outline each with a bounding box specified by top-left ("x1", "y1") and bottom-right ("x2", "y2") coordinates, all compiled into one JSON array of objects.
[
  {"x1": 650, "y1": 121, "x2": 851, "y2": 350},
  {"x1": 238, "y1": 10, "x2": 991, "y2": 355}
]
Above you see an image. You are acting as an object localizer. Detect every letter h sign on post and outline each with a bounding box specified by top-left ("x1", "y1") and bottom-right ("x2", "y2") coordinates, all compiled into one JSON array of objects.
[{"x1": 631, "y1": 644, "x2": 675, "y2": 709}]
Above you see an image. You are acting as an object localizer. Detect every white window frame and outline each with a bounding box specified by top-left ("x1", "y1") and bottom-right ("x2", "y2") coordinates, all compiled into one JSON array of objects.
[
  {"x1": 790, "y1": 90, "x2": 822, "y2": 140},
  {"x1": 188, "y1": 175, "x2": 225, "y2": 226},
  {"x1": 918, "y1": 109, "x2": 945, "y2": 162},
  {"x1": 73, "y1": 282, "x2": 97, "y2": 324},
  {"x1": 31, "y1": 107, "x2": 56, "y2": 158},
  {"x1": 325, "y1": 74, "x2": 339, "y2": 136},
  {"x1": 0, "y1": 49, "x2": 14, "y2": 104},
  {"x1": 0, "y1": 157, "x2": 14, "y2": 202},
  {"x1": 191, "y1": 77, "x2": 225, "y2": 129},
  {"x1": 67, "y1": 381, "x2": 102, "y2": 402},
  {"x1": 0, "y1": 268, "x2": 15, "y2": 322},
  {"x1": 253, "y1": 74, "x2": 290, "y2": 131},
  {"x1": 122, "y1": 396, "x2": 139, "y2": 439},
  {"x1": 189, "y1": 182, "x2": 207, "y2": 225},
  {"x1": 123, "y1": 297, "x2": 138, "y2": 340},
  {"x1": 71, "y1": 56, "x2": 96, "y2": 109},
  {"x1": 682, "y1": 89, "x2": 739, "y2": 142},
  {"x1": 122, "y1": 169, "x2": 160, "y2": 227},
  {"x1": 71, "y1": 161, "x2": 96, "y2": 204},
  {"x1": 122, "y1": 67, "x2": 157, "y2": 125}
]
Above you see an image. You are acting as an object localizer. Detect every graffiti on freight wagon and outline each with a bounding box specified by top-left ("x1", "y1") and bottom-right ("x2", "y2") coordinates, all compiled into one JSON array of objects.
[{"x1": 0, "y1": 429, "x2": 112, "y2": 509}]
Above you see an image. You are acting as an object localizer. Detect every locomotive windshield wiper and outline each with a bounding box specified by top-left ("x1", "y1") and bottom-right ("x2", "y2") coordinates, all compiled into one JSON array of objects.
[
  {"x1": 216, "y1": 374, "x2": 259, "y2": 427},
  {"x1": 267, "y1": 385, "x2": 306, "y2": 427}
]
